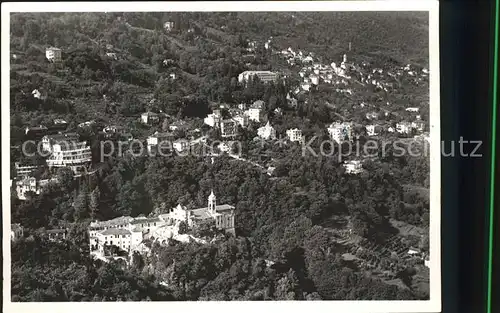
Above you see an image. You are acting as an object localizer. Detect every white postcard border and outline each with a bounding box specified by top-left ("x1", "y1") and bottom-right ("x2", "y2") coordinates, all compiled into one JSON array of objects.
[{"x1": 2, "y1": 1, "x2": 441, "y2": 313}]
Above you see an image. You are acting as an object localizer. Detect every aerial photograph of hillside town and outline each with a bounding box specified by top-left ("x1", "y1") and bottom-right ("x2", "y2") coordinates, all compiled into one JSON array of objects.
[{"x1": 8, "y1": 10, "x2": 432, "y2": 302}]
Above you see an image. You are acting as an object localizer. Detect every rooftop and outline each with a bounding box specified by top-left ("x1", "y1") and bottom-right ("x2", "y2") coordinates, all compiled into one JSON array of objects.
[
  {"x1": 44, "y1": 133, "x2": 80, "y2": 143},
  {"x1": 214, "y1": 204, "x2": 236, "y2": 213},
  {"x1": 240, "y1": 70, "x2": 276, "y2": 74},
  {"x1": 221, "y1": 119, "x2": 237, "y2": 124},
  {"x1": 45, "y1": 229, "x2": 67, "y2": 234},
  {"x1": 149, "y1": 131, "x2": 173, "y2": 138},
  {"x1": 142, "y1": 111, "x2": 159, "y2": 117},
  {"x1": 90, "y1": 216, "x2": 133, "y2": 228},
  {"x1": 26, "y1": 125, "x2": 48, "y2": 131},
  {"x1": 129, "y1": 217, "x2": 162, "y2": 225},
  {"x1": 57, "y1": 141, "x2": 89, "y2": 151},
  {"x1": 190, "y1": 207, "x2": 213, "y2": 220},
  {"x1": 187, "y1": 203, "x2": 235, "y2": 220},
  {"x1": 99, "y1": 228, "x2": 132, "y2": 236}
]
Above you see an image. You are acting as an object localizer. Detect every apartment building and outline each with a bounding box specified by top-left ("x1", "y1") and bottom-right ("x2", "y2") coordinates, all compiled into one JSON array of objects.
[
  {"x1": 238, "y1": 71, "x2": 278, "y2": 84},
  {"x1": 43, "y1": 133, "x2": 92, "y2": 173}
]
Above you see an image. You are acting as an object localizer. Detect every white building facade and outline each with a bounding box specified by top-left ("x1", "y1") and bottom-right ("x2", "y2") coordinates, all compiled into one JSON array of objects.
[
  {"x1": 46, "y1": 141, "x2": 92, "y2": 173},
  {"x1": 286, "y1": 128, "x2": 303, "y2": 142},
  {"x1": 257, "y1": 121, "x2": 277, "y2": 140},
  {"x1": 46, "y1": 47, "x2": 62, "y2": 62},
  {"x1": 366, "y1": 125, "x2": 379, "y2": 136},
  {"x1": 42, "y1": 133, "x2": 91, "y2": 173},
  {"x1": 238, "y1": 71, "x2": 278, "y2": 84},
  {"x1": 327, "y1": 122, "x2": 353, "y2": 143},
  {"x1": 343, "y1": 160, "x2": 364, "y2": 174},
  {"x1": 141, "y1": 112, "x2": 160, "y2": 125},
  {"x1": 246, "y1": 108, "x2": 263, "y2": 122},
  {"x1": 147, "y1": 132, "x2": 173, "y2": 153},
  {"x1": 396, "y1": 122, "x2": 413, "y2": 135},
  {"x1": 204, "y1": 110, "x2": 222, "y2": 127}
]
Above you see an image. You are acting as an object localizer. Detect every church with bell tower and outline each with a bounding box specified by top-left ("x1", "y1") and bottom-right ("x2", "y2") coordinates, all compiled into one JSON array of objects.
[{"x1": 168, "y1": 190, "x2": 236, "y2": 235}]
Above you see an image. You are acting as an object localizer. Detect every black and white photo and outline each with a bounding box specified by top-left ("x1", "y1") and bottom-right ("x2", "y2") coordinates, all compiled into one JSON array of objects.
[{"x1": 2, "y1": 1, "x2": 441, "y2": 313}]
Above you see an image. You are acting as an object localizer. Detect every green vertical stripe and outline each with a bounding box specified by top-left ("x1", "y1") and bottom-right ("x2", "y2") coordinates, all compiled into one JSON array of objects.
[{"x1": 487, "y1": 0, "x2": 499, "y2": 313}]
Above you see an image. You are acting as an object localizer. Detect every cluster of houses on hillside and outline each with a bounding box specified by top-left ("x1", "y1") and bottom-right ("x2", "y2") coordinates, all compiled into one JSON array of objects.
[
  {"x1": 203, "y1": 101, "x2": 264, "y2": 137},
  {"x1": 14, "y1": 176, "x2": 57, "y2": 200},
  {"x1": 204, "y1": 109, "x2": 242, "y2": 138},
  {"x1": 202, "y1": 99, "x2": 306, "y2": 146},
  {"x1": 13, "y1": 128, "x2": 92, "y2": 201},
  {"x1": 280, "y1": 47, "x2": 315, "y2": 66},
  {"x1": 10, "y1": 223, "x2": 68, "y2": 242}
]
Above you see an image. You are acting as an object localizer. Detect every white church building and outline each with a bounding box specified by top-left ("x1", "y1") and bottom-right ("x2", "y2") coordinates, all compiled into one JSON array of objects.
[{"x1": 166, "y1": 191, "x2": 236, "y2": 235}]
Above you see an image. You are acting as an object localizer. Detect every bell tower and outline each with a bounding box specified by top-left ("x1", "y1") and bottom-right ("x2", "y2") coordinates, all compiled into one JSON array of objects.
[{"x1": 208, "y1": 190, "x2": 216, "y2": 214}]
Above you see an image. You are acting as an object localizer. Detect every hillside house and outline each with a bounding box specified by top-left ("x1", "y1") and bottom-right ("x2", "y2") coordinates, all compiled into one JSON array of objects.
[
  {"x1": 173, "y1": 140, "x2": 189, "y2": 153},
  {"x1": 141, "y1": 112, "x2": 160, "y2": 125},
  {"x1": 164, "y1": 21, "x2": 174, "y2": 32},
  {"x1": 220, "y1": 119, "x2": 238, "y2": 138},
  {"x1": 327, "y1": 122, "x2": 353, "y2": 143},
  {"x1": 45, "y1": 229, "x2": 68, "y2": 241},
  {"x1": 286, "y1": 128, "x2": 302, "y2": 142},
  {"x1": 46, "y1": 47, "x2": 62, "y2": 62},
  {"x1": 257, "y1": 121, "x2": 277, "y2": 140},
  {"x1": 147, "y1": 131, "x2": 174, "y2": 153}
]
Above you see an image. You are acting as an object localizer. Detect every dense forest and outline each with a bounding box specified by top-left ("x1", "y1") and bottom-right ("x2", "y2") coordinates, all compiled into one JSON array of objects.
[{"x1": 10, "y1": 12, "x2": 430, "y2": 301}]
